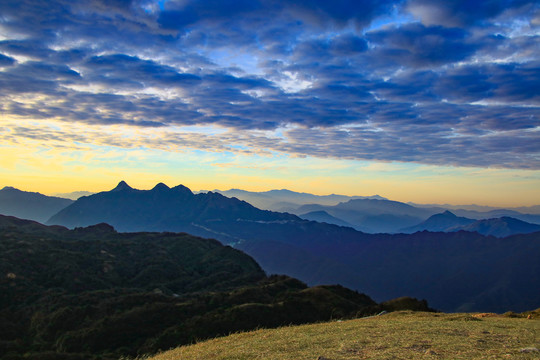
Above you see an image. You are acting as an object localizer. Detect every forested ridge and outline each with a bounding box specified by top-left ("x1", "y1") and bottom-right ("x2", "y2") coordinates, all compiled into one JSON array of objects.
[{"x1": 0, "y1": 215, "x2": 429, "y2": 359}]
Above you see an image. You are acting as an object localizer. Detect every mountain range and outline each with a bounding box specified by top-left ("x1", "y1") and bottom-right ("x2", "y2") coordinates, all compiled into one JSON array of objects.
[
  {"x1": 43, "y1": 181, "x2": 540, "y2": 313},
  {"x1": 409, "y1": 201, "x2": 540, "y2": 215},
  {"x1": 293, "y1": 199, "x2": 540, "y2": 233},
  {"x1": 207, "y1": 188, "x2": 387, "y2": 213},
  {"x1": 48, "y1": 181, "x2": 299, "y2": 239},
  {"x1": 401, "y1": 210, "x2": 540, "y2": 237},
  {"x1": 295, "y1": 198, "x2": 439, "y2": 233},
  {"x1": 3, "y1": 183, "x2": 539, "y2": 234},
  {"x1": 209, "y1": 188, "x2": 540, "y2": 228}
]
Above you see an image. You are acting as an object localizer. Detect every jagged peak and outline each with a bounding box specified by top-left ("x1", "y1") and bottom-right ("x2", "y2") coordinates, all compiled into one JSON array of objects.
[
  {"x1": 152, "y1": 182, "x2": 170, "y2": 191},
  {"x1": 111, "y1": 181, "x2": 132, "y2": 192}
]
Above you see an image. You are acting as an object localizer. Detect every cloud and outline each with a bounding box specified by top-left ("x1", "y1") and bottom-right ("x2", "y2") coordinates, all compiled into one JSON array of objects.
[
  {"x1": 406, "y1": 0, "x2": 536, "y2": 27},
  {"x1": 83, "y1": 54, "x2": 201, "y2": 89},
  {"x1": 434, "y1": 62, "x2": 540, "y2": 104},
  {"x1": 0, "y1": 0, "x2": 538, "y2": 170},
  {"x1": 282, "y1": 0, "x2": 397, "y2": 28},
  {"x1": 0, "y1": 40, "x2": 58, "y2": 61},
  {"x1": 0, "y1": 53, "x2": 16, "y2": 66},
  {"x1": 158, "y1": 0, "x2": 262, "y2": 29},
  {"x1": 277, "y1": 108, "x2": 540, "y2": 169},
  {"x1": 330, "y1": 34, "x2": 369, "y2": 54},
  {"x1": 158, "y1": 0, "x2": 394, "y2": 31},
  {"x1": 366, "y1": 23, "x2": 477, "y2": 68}
]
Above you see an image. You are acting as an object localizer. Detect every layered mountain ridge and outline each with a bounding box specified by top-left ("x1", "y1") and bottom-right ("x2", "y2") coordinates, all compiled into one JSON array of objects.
[
  {"x1": 48, "y1": 181, "x2": 299, "y2": 240},
  {"x1": 44, "y1": 181, "x2": 540, "y2": 313},
  {"x1": 401, "y1": 210, "x2": 540, "y2": 237}
]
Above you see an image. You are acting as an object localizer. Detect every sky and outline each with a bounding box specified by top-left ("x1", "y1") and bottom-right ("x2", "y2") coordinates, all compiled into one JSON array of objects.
[{"x1": 0, "y1": 0, "x2": 539, "y2": 206}]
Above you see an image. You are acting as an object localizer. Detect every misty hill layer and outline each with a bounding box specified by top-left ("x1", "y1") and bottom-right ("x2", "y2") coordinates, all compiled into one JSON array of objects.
[
  {"x1": 401, "y1": 210, "x2": 476, "y2": 233},
  {"x1": 402, "y1": 211, "x2": 540, "y2": 237},
  {"x1": 459, "y1": 216, "x2": 540, "y2": 237},
  {"x1": 298, "y1": 210, "x2": 356, "y2": 228},
  {"x1": 211, "y1": 188, "x2": 386, "y2": 212},
  {"x1": 0, "y1": 186, "x2": 73, "y2": 223},
  {"x1": 295, "y1": 198, "x2": 439, "y2": 233},
  {"x1": 1, "y1": 215, "x2": 413, "y2": 360},
  {"x1": 46, "y1": 182, "x2": 540, "y2": 313}
]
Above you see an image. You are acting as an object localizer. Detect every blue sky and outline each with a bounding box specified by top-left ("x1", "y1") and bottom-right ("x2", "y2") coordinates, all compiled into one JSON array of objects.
[{"x1": 0, "y1": 0, "x2": 539, "y2": 205}]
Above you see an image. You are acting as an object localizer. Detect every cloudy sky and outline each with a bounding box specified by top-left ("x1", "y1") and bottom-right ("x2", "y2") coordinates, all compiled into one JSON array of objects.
[{"x1": 0, "y1": 0, "x2": 539, "y2": 206}]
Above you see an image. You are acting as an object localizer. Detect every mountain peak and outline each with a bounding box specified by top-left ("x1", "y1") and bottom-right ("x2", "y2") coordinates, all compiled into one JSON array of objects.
[
  {"x1": 172, "y1": 184, "x2": 194, "y2": 196},
  {"x1": 1, "y1": 186, "x2": 18, "y2": 192},
  {"x1": 152, "y1": 182, "x2": 170, "y2": 191},
  {"x1": 111, "y1": 181, "x2": 132, "y2": 192},
  {"x1": 441, "y1": 210, "x2": 457, "y2": 217}
]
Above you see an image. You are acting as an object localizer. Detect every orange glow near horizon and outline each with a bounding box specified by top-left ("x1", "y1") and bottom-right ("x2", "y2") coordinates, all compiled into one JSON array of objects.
[
  {"x1": 1, "y1": 119, "x2": 539, "y2": 208},
  {"x1": 2, "y1": 155, "x2": 539, "y2": 208}
]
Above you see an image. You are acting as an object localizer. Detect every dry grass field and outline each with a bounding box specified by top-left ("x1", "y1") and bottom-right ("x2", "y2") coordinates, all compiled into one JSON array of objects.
[{"x1": 145, "y1": 311, "x2": 540, "y2": 360}]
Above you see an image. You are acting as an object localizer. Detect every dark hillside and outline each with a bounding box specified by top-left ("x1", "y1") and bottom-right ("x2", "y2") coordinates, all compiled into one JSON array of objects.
[
  {"x1": 0, "y1": 215, "x2": 413, "y2": 360},
  {"x1": 237, "y1": 230, "x2": 540, "y2": 312}
]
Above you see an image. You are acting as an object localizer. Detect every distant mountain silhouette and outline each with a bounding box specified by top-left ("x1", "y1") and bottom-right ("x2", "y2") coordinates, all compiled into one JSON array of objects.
[
  {"x1": 401, "y1": 211, "x2": 476, "y2": 233},
  {"x1": 402, "y1": 211, "x2": 540, "y2": 237},
  {"x1": 213, "y1": 188, "x2": 540, "y2": 226},
  {"x1": 298, "y1": 210, "x2": 355, "y2": 228},
  {"x1": 0, "y1": 186, "x2": 73, "y2": 223},
  {"x1": 294, "y1": 199, "x2": 540, "y2": 233},
  {"x1": 46, "y1": 181, "x2": 540, "y2": 313},
  {"x1": 53, "y1": 190, "x2": 95, "y2": 200},
  {"x1": 48, "y1": 181, "x2": 299, "y2": 238},
  {"x1": 451, "y1": 208, "x2": 540, "y2": 225},
  {"x1": 409, "y1": 202, "x2": 540, "y2": 215},
  {"x1": 457, "y1": 216, "x2": 540, "y2": 237},
  {"x1": 295, "y1": 198, "x2": 442, "y2": 233},
  {"x1": 211, "y1": 188, "x2": 386, "y2": 212}
]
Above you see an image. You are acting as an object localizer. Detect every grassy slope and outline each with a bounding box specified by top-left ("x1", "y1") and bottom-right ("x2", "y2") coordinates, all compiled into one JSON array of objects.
[{"x1": 148, "y1": 311, "x2": 540, "y2": 360}]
